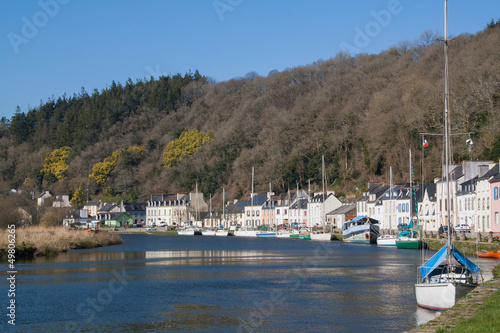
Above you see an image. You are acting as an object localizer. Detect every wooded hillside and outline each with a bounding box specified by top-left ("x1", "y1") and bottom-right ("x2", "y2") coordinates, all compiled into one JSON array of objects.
[{"x1": 1, "y1": 25, "x2": 499, "y2": 205}]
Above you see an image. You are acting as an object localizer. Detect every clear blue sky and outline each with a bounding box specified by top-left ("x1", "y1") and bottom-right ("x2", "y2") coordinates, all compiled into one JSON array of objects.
[{"x1": 1, "y1": 0, "x2": 499, "y2": 120}]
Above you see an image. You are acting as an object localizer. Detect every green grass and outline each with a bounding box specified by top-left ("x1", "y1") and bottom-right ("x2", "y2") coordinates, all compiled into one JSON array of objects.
[{"x1": 445, "y1": 289, "x2": 500, "y2": 333}]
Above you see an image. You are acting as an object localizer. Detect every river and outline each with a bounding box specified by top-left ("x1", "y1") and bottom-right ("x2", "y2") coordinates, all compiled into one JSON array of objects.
[{"x1": 1, "y1": 234, "x2": 496, "y2": 332}]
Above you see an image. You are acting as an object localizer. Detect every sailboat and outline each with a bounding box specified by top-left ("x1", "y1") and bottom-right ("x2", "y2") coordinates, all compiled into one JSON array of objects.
[
  {"x1": 235, "y1": 167, "x2": 258, "y2": 237},
  {"x1": 311, "y1": 155, "x2": 332, "y2": 241},
  {"x1": 396, "y1": 149, "x2": 424, "y2": 249},
  {"x1": 415, "y1": 0, "x2": 480, "y2": 310},
  {"x1": 216, "y1": 188, "x2": 229, "y2": 236}
]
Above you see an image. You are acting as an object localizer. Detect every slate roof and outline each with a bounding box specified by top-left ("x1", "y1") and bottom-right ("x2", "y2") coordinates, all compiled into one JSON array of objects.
[
  {"x1": 327, "y1": 204, "x2": 356, "y2": 215},
  {"x1": 124, "y1": 203, "x2": 146, "y2": 211}
]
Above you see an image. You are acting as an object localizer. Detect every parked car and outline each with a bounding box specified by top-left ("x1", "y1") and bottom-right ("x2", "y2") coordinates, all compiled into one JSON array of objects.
[
  {"x1": 158, "y1": 221, "x2": 166, "y2": 227},
  {"x1": 146, "y1": 226, "x2": 157, "y2": 231},
  {"x1": 438, "y1": 225, "x2": 454, "y2": 237},
  {"x1": 455, "y1": 224, "x2": 471, "y2": 232}
]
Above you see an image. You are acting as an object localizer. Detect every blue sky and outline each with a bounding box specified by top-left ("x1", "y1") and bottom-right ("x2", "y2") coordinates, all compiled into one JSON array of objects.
[{"x1": 1, "y1": 0, "x2": 499, "y2": 120}]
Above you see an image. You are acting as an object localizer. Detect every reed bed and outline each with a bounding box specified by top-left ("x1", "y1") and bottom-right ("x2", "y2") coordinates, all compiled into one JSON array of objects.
[{"x1": 0, "y1": 226, "x2": 122, "y2": 258}]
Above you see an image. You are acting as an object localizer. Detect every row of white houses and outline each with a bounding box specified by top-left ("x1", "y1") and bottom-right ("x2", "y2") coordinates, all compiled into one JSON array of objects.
[
  {"x1": 137, "y1": 160, "x2": 500, "y2": 234},
  {"x1": 144, "y1": 189, "x2": 347, "y2": 229},
  {"x1": 358, "y1": 160, "x2": 500, "y2": 233}
]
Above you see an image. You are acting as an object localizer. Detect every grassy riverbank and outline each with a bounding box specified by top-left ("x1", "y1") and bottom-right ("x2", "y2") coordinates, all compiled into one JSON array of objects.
[
  {"x1": 0, "y1": 226, "x2": 122, "y2": 259},
  {"x1": 411, "y1": 263, "x2": 500, "y2": 333},
  {"x1": 423, "y1": 238, "x2": 500, "y2": 255}
]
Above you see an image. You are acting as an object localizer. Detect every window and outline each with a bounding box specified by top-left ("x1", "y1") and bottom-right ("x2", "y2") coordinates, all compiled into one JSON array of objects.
[
  {"x1": 247, "y1": 211, "x2": 250, "y2": 217},
  {"x1": 277, "y1": 209, "x2": 280, "y2": 215},
  {"x1": 495, "y1": 212, "x2": 499, "y2": 225},
  {"x1": 256, "y1": 211, "x2": 260, "y2": 216}
]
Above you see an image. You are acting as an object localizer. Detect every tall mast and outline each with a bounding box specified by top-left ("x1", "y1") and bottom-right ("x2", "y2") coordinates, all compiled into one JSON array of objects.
[
  {"x1": 322, "y1": 155, "x2": 325, "y2": 226},
  {"x1": 390, "y1": 166, "x2": 393, "y2": 230},
  {"x1": 444, "y1": 0, "x2": 452, "y2": 254},
  {"x1": 251, "y1": 167, "x2": 254, "y2": 228},
  {"x1": 223, "y1": 187, "x2": 225, "y2": 227}
]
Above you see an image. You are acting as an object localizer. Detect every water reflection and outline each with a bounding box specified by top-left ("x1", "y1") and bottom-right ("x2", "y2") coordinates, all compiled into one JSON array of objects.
[{"x1": 1, "y1": 234, "x2": 495, "y2": 333}]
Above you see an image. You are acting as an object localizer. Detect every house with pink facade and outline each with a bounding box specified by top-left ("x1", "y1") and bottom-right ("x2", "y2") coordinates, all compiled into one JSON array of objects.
[{"x1": 490, "y1": 172, "x2": 500, "y2": 233}]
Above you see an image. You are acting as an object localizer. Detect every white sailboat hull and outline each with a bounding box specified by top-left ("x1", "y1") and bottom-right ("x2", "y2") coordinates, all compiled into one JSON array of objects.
[
  {"x1": 201, "y1": 230, "x2": 216, "y2": 236},
  {"x1": 178, "y1": 228, "x2": 195, "y2": 236},
  {"x1": 215, "y1": 230, "x2": 228, "y2": 236},
  {"x1": 377, "y1": 235, "x2": 397, "y2": 246},
  {"x1": 233, "y1": 230, "x2": 257, "y2": 237},
  {"x1": 276, "y1": 231, "x2": 291, "y2": 238},
  {"x1": 310, "y1": 233, "x2": 332, "y2": 241},
  {"x1": 415, "y1": 282, "x2": 476, "y2": 311}
]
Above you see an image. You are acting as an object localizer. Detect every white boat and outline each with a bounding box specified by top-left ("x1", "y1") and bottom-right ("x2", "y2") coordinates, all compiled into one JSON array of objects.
[
  {"x1": 276, "y1": 230, "x2": 291, "y2": 238},
  {"x1": 201, "y1": 229, "x2": 216, "y2": 236},
  {"x1": 310, "y1": 232, "x2": 332, "y2": 241},
  {"x1": 415, "y1": 242, "x2": 479, "y2": 310},
  {"x1": 415, "y1": 0, "x2": 480, "y2": 311},
  {"x1": 177, "y1": 227, "x2": 195, "y2": 236},
  {"x1": 377, "y1": 234, "x2": 397, "y2": 246},
  {"x1": 256, "y1": 230, "x2": 277, "y2": 238},
  {"x1": 233, "y1": 228, "x2": 257, "y2": 237},
  {"x1": 215, "y1": 229, "x2": 228, "y2": 236}
]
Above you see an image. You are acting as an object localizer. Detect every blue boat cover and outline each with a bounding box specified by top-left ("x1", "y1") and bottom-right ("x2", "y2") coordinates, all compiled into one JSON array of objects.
[
  {"x1": 419, "y1": 242, "x2": 480, "y2": 280},
  {"x1": 352, "y1": 216, "x2": 367, "y2": 222},
  {"x1": 351, "y1": 216, "x2": 379, "y2": 224}
]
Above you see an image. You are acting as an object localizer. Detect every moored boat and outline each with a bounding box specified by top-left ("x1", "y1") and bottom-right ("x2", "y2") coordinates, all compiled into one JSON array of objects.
[
  {"x1": 178, "y1": 227, "x2": 195, "y2": 236},
  {"x1": 201, "y1": 229, "x2": 216, "y2": 236},
  {"x1": 310, "y1": 232, "x2": 332, "y2": 241},
  {"x1": 276, "y1": 230, "x2": 291, "y2": 238},
  {"x1": 477, "y1": 251, "x2": 500, "y2": 259},
  {"x1": 377, "y1": 234, "x2": 397, "y2": 246},
  {"x1": 215, "y1": 229, "x2": 228, "y2": 236},
  {"x1": 415, "y1": 242, "x2": 480, "y2": 310},
  {"x1": 299, "y1": 228, "x2": 311, "y2": 240},
  {"x1": 233, "y1": 228, "x2": 257, "y2": 237},
  {"x1": 342, "y1": 216, "x2": 379, "y2": 244},
  {"x1": 256, "y1": 231, "x2": 277, "y2": 238},
  {"x1": 289, "y1": 229, "x2": 300, "y2": 239},
  {"x1": 415, "y1": 0, "x2": 480, "y2": 311},
  {"x1": 396, "y1": 235, "x2": 424, "y2": 249}
]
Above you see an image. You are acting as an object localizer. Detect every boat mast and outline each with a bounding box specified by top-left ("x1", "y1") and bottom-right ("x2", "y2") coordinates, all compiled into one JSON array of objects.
[
  {"x1": 322, "y1": 155, "x2": 326, "y2": 228},
  {"x1": 223, "y1": 187, "x2": 225, "y2": 228},
  {"x1": 390, "y1": 166, "x2": 393, "y2": 231},
  {"x1": 251, "y1": 167, "x2": 254, "y2": 228},
  {"x1": 444, "y1": 0, "x2": 452, "y2": 258}
]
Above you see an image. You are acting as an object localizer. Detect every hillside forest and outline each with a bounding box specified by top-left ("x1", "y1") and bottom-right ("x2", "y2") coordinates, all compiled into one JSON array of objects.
[{"x1": 1, "y1": 23, "x2": 499, "y2": 224}]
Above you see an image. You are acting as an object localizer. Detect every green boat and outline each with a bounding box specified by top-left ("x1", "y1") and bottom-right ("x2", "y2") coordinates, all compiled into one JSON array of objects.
[
  {"x1": 396, "y1": 233, "x2": 423, "y2": 249},
  {"x1": 289, "y1": 229, "x2": 300, "y2": 238},
  {"x1": 395, "y1": 149, "x2": 426, "y2": 250},
  {"x1": 299, "y1": 231, "x2": 311, "y2": 240}
]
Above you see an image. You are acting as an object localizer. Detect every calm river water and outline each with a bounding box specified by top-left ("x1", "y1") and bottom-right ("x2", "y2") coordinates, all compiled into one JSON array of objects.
[{"x1": 1, "y1": 234, "x2": 496, "y2": 332}]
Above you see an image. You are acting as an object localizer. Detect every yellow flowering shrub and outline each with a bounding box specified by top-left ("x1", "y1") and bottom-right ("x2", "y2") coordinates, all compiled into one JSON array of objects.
[
  {"x1": 89, "y1": 145, "x2": 145, "y2": 185},
  {"x1": 41, "y1": 146, "x2": 71, "y2": 180},
  {"x1": 162, "y1": 129, "x2": 215, "y2": 168}
]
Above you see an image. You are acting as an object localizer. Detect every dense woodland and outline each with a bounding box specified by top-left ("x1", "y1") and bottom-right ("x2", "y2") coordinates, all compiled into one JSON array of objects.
[{"x1": 1, "y1": 23, "x2": 499, "y2": 220}]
